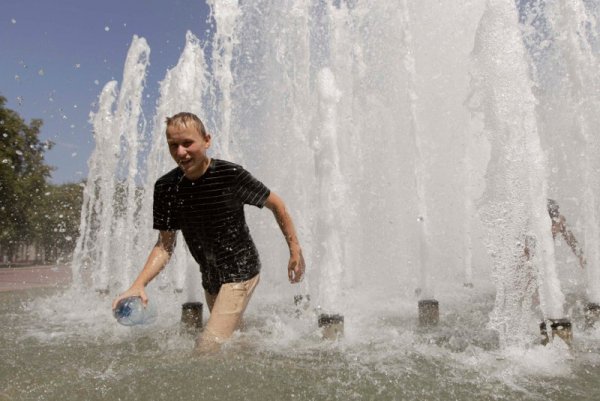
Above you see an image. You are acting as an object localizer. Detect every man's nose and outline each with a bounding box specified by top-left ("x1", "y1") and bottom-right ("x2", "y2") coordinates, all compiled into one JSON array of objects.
[{"x1": 176, "y1": 145, "x2": 187, "y2": 157}]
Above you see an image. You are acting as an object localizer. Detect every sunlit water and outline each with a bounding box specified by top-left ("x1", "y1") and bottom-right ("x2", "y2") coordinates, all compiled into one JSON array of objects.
[
  {"x1": 4, "y1": 0, "x2": 600, "y2": 399},
  {"x1": 2, "y1": 285, "x2": 600, "y2": 400}
]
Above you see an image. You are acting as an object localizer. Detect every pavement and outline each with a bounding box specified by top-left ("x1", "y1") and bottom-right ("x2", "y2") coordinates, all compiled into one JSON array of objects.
[{"x1": 0, "y1": 264, "x2": 72, "y2": 292}]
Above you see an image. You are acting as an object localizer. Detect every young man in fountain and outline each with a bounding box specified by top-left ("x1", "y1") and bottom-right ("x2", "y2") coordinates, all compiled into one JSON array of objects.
[{"x1": 112, "y1": 112, "x2": 305, "y2": 352}]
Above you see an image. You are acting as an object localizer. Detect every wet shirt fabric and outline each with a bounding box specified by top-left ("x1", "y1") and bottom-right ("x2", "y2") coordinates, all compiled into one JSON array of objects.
[{"x1": 153, "y1": 159, "x2": 270, "y2": 294}]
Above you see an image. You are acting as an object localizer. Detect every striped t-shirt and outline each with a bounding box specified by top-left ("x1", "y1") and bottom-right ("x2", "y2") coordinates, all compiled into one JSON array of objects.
[{"x1": 153, "y1": 158, "x2": 270, "y2": 294}]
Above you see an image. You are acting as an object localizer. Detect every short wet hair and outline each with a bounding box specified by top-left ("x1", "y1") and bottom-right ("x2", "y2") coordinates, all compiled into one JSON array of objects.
[{"x1": 165, "y1": 112, "x2": 208, "y2": 139}]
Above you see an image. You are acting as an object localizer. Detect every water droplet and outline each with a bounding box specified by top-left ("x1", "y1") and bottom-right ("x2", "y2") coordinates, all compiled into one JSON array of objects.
[
  {"x1": 11, "y1": 18, "x2": 16, "y2": 24},
  {"x1": 15, "y1": 150, "x2": 23, "y2": 156},
  {"x1": 2, "y1": 159, "x2": 9, "y2": 164},
  {"x1": 104, "y1": 26, "x2": 110, "y2": 32},
  {"x1": 38, "y1": 69, "x2": 44, "y2": 76}
]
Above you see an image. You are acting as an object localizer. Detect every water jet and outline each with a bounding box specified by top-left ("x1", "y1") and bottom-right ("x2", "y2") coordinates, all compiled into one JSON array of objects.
[{"x1": 6, "y1": 0, "x2": 600, "y2": 398}]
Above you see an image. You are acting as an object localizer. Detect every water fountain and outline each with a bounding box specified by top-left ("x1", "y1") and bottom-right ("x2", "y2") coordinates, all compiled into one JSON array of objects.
[
  {"x1": 540, "y1": 0, "x2": 600, "y2": 328},
  {"x1": 3, "y1": 1, "x2": 600, "y2": 399}
]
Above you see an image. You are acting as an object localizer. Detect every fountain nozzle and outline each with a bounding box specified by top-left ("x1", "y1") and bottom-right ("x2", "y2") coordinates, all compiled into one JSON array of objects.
[
  {"x1": 181, "y1": 302, "x2": 203, "y2": 334},
  {"x1": 318, "y1": 313, "x2": 344, "y2": 340},
  {"x1": 540, "y1": 318, "x2": 572, "y2": 346},
  {"x1": 418, "y1": 299, "x2": 439, "y2": 327}
]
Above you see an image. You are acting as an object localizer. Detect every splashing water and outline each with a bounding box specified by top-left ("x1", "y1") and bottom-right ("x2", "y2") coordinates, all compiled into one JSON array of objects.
[
  {"x1": 68, "y1": 0, "x2": 600, "y2": 351},
  {"x1": 6, "y1": 1, "x2": 600, "y2": 399}
]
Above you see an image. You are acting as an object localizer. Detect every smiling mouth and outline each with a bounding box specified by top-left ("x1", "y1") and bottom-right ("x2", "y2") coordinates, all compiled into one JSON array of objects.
[{"x1": 179, "y1": 159, "x2": 193, "y2": 168}]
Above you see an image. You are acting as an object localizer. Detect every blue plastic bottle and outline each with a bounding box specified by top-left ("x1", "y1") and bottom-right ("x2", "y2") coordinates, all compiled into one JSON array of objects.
[{"x1": 113, "y1": 296, "x2": 157, "y2": 326}]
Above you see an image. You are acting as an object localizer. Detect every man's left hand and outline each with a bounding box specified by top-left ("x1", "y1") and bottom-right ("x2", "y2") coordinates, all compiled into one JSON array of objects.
[{"x1": 288, "y1": 250, "x2": 305, "y2": 283}]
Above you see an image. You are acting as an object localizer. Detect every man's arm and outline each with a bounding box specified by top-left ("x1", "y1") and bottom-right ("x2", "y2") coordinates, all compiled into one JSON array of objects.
[
  {"x1": 558, "y1": 216, "x2": 586, "y2": 269},
  {"x1": 264, "y1": 192, "x2": 305, "y2": 283},
  {"x1": 112, "y1": 230, "x2": 177, "y2": 309}
]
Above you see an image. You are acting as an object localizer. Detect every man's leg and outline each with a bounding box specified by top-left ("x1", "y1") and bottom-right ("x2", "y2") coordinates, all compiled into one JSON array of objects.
[
  {"x1": 196, "y1": 274, "x2": 260, "y2": 352},
  {"x1": 204, "y1": 291, "x2": 217, "y2": 313}
]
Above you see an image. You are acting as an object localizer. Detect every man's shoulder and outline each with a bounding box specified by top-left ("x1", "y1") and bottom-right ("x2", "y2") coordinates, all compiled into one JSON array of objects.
[
  {"x1": 212, "y1": 158, "x2": 246, "y2": 176},
  {"x1": 213, "y1": 158, "x2": 242, "y2": 170},
  {"x1": 155, "y1": 167, "x2": 182, "y2": 188}
]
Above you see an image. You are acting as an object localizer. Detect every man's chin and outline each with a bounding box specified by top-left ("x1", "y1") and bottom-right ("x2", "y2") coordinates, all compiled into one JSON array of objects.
[{"x1": 181, "y1": 166, "x2": 200, "y2": 180}]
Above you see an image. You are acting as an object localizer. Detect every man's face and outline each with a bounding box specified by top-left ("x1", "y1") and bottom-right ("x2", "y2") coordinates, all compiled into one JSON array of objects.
[{"x1": 166, "y1": 123, "x2": 212, "y2": 180}]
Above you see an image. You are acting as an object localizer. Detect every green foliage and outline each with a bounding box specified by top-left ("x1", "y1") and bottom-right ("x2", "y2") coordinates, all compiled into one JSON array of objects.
[
  {"x1": 30, "y1": 183, "x2": 84, "y2": 262},
  {"x1": 0, "y1": 95, "x2": 83, "y2": 263}
]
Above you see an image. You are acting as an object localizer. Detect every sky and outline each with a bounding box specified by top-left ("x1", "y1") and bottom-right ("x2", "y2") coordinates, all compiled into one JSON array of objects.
[{"x1": 1, "y1": 0, "x2": 211, "y2": 184}]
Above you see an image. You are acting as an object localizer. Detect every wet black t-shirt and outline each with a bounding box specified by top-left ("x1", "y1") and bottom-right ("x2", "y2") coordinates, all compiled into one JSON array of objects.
[{"x1": 153, "y1": 159, "x2": 270, "y2": 294}]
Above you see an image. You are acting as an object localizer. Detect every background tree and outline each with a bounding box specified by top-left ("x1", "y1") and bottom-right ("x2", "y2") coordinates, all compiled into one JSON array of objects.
[
  {"x1": 30, "y1": 183, "x2": 84, "y2": 262},
  {"x1": 0, "y1": 95, "x2": 82, "y2": 263}
]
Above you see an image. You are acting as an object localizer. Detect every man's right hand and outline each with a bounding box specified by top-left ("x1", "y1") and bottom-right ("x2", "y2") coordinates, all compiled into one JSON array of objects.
[
  {"x1": 111, "y1": 285, "x2": 148, "y2": 310},
  {"x1": 288, "y1": 248, "x2": 305, "y2": 283}
]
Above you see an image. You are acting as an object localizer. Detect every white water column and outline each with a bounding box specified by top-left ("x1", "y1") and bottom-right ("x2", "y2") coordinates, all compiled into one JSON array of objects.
[
  {"x1": 143, "y1": 31, "x2": 210, "y2": 295},
  {"x1": 206, "y1": 0, "x2": 242, "y2": 161},
  {"x1": 111, "y1": 37, "x2": 149, "y2": 289},
  {"x1": 463, "y1": 138, "x2": 476, "y2": 286},
  {"x1": 545, "y1": 0, "x2": 600, "y2": 304},
  {"x1": 315, "y1": 67, "x2": 346, "y2": 313},
  {"x1": 72, "y1": 36, "x2": 150, "y2": 293},
  {"x1": 470, "y1": 0, "x2": 563, "y2": 346},
  {"x1": 400, "y1": 0, "x2": 432, "y2": 299},
  {"x1": 71, "y1": 81, "x2": 117, "y2": 289}
]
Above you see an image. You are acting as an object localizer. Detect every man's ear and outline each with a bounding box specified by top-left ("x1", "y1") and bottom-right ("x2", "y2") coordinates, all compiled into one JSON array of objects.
[{"x1": 205, "y1": 133, "x2": 212, "y2": 148}]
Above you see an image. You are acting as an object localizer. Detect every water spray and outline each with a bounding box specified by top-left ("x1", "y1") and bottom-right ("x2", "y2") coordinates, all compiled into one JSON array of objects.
[
  {"x1": 584, "y1": 302, "x2": 600, "y2": 329},
  {"x1": 293, "y1": 294, "x2": 311, "y2": 318}
]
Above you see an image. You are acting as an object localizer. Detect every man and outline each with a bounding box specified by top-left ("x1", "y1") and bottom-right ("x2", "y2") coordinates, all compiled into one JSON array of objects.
[
  {"x1": 524, "y1": 199, "x2": 586, "y2": 269},
  {"x1": 547, "y1": 199, "x2": 586, "y2": 268},
  {"x1": 112, "y1": 112, "x2": 305, "y2": 352}
]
